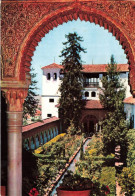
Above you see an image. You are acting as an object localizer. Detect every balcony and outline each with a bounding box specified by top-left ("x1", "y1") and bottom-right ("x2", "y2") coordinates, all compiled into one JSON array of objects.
[{"x1": 83, "y1": 82, "x2": 99, "y2": 88}]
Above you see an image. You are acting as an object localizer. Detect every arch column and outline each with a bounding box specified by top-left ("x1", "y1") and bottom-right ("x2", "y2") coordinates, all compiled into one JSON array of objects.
[
  {"x1": 28, "y1": 138, "x2": 31, "y2": 150},
  {"x1": 7, "y1": 111, "x2": 23, "y2": 196},
  {"x1": 3, "y1": 87, "x2": 28, "y2": 196}
]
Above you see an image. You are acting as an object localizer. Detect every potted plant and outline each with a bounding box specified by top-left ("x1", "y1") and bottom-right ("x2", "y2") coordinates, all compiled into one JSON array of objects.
[{"x1": 57, "y1": 171, "x2": 93, "y2": 196}]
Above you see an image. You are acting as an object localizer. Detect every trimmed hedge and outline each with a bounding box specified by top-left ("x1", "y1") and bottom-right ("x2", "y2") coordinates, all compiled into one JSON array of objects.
[{"x1": 34, "y1": 133, "x2": 66, "y2": 154}]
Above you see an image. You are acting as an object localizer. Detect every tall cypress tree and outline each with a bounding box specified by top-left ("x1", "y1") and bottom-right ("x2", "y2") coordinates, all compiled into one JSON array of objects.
[
  {"x1": 99, "y1": 55, "x2": 125, "y2": 112},
  {"x1": 59, "y1": 32, "x2": 86, "y2": 132},
  {"x1": 99, "y1": 55, "x2": 128, "y2": 159}
]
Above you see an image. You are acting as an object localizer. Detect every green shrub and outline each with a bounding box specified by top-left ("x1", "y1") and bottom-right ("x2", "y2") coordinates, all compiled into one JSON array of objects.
[
  {"x1": 99, "y1": 167, "x2": 116, "y2": 195},
  {"x1": 127, "y1": 129, "x2": 135, "y2": 168},
  {"x1": 117, "y1": 167, "x2": 135, "y2": 195},
  {"x1": 116, "y1": 129, "x2": 135, "y2": 195},
  {"x1": 35, "y1": 133, "x2": 83, "y2": 193},
  {"x1": 75, "y1": 135, "x2": 116, "y2": 195},
  {"x1": 59, "y1": 171, "x2": 93, "y2": 191}
]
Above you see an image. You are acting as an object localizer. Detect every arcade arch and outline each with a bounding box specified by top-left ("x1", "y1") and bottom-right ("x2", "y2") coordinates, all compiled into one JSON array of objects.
[{"x1": 82, "y1": 115, "x2": 98, "y2": 136}]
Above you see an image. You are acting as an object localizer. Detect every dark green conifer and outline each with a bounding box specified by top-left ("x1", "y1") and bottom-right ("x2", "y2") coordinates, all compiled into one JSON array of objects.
[
  {"x1": 59, "y1": 32, "x2": 86, "y2": 132},
  {"x1": 99, "y1": 55, "x2": 128, "y2": 159},
  {"x1": 99, "y1": 55, "x2": 125, "y2": 112}
]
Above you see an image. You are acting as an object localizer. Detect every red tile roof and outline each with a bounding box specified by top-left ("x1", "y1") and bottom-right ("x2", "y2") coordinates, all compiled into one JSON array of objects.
[
  {"x1": 82, "y1": 64, "x2": 129, "y2": 73},
  {"x1": 41, "y1": 63, "x2": 129, "y2": 73},
  {"x1": 22, "y1": 116, "x2": 59, "y2": 132},
  {"x1": 123, "y1": 96, "x2": 135, "y2": 105},
  {"x1": 85, "y1": 100, "x2": 104, "y2": 109},
  {"x1": 56, "y1": 100, "x2": 103, "y2": 109},
  {"x1": 41, "y1": 63, "x2": 63, "y2": 70}
]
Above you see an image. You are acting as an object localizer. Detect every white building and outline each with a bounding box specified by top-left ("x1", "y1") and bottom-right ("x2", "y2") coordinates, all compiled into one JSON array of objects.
[
  {"x1": 41, "y1": 63, "x2": 135, "y2": 129},
  {"x1": 41, "y1": 63, "x2": 63, "y2": 119}
]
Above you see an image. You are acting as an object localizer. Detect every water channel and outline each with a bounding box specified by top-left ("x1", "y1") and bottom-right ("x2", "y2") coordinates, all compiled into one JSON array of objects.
[{"x1": 51, "y1": 138, "x2": 91, "y2": 196}]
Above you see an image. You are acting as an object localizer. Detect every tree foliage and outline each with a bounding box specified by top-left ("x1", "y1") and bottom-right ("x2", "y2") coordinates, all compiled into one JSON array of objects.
[
  {"x1": 59, "y1": 32, "x2": 86, "y2": 131},
  {"x1": 99, "y1": 55, "x2": 125, "y2": 112},
  {"x1": 117, "y1": 167, "x2": 135, "y2": 195},
  {"x1": 23, "y1": 68, "x2": 39, "y2": 120},
  {"x1": 99, "y1": 55, "x2": 128, "y2": 156},
  {"x1": 101, "y1": 112, "x2": 128, "y2": 156}
]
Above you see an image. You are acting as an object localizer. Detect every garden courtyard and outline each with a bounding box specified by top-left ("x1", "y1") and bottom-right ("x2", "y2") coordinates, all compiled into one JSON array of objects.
[{"x1": 23, "y1": 126, "x2": 135, "y2": 196}]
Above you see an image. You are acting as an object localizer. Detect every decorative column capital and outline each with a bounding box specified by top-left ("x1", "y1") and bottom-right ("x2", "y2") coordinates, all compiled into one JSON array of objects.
[{"x1": 2, "y1": 88, "x2": 28, "y2": 112}]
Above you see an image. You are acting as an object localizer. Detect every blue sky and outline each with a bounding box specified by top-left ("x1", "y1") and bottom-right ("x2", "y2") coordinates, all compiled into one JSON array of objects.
[{"x1": 31, "y1": 19, "x2": 127, "y2": 95}]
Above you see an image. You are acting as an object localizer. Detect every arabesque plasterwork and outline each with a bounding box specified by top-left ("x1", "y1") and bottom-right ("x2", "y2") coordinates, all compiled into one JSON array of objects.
[{"x1": 1, "y1": 0, "x2": 135, "y2": 95}]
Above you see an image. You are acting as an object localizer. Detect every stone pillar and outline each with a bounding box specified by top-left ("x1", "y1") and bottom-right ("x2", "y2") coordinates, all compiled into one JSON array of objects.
[
  {"x1": 34, "y1": 136, "x2": 37, "y2": 149},
  {"x1": 95, "y1": 123, "x2": 98, "y2": 132},
  {"x1": 42, "y1": 132, "x2": 45, "y2": 144},
  {"x1": 39, "y1": 133, "x2": 41, "y2": 145},
  {"x1": 7, "y1": 111, "x2": 23, "y2": 196},
  {"x1": 28, "y1": 138, "x2": 31, "y2": 149},
  {"x1": 3, "y1": 88, "x2": 28, "y2": 196},
  {"x1": 99, "y1": 121, "x2": 102, "y2": 134}
]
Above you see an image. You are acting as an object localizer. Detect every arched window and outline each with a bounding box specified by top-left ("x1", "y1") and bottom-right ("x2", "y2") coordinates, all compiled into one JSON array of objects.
[
  {"x1": 30, "y1": 137, "x2": 35, "y2": 150},
  {"x1": 47, "y1": 73, "x2": 51, "y2": 80},
  {"x1": 91, "y1": 91, "x2": 96, "y2": 97},
  {"x1": 85, "y1": 91, "x2": 89, "y2": 97},
  {"x1": 53, "y1": 73, "x2": 57, "y2": 80}
]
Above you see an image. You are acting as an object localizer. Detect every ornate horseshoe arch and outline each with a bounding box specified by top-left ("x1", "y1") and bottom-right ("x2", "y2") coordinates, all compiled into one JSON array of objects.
[
  {"x1": 1, "y1": 1, "x2": 135, "y2": 195},
  {"x1": 2, "y1": 1, "x2": 135, "y2": 96},
  {"x1": 14, "y1": 2, "x2": 135, "y2": 96}
]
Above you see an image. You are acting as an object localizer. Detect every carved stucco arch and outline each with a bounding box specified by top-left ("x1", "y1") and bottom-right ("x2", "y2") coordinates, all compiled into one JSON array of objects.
[
  {"x1": 2, "y1": 2, "x2": 135, "y2": 195},
  {"x1": 1, "y1": 1, "x2": 135, "y2": 97},
  {"x1": 16, "y1": 3, "x2": 135, "y2": 95}
]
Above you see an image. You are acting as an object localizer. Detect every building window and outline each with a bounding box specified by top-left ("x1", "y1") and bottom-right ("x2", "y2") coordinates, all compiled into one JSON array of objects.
[
  {"x1": 91, "y1": 91, "x2": 96, "y2": 97},
  {"x1": 47, "y1": 114, "x2": 52, "y2": 117},
  {"x1": 85, "y1": 91, "x2": 89, "y2": 97},
  {"x1": 49, "y1": 99, "x2": 54, "y2": 102},
  {"x1": 47, "y1": 73, "x2": 51, "y2": 80},
  {"x1": 53, "y1": 73, "x2": 57, "y2": 80}
]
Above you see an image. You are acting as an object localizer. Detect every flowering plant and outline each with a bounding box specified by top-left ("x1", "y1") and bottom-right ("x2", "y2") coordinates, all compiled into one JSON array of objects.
[
  {"x1": 28, "y1": 188, "x2": 39, "y2": 196},
  {"x1": 101, "y1": 185, "x2": 110, "y2": 195},
  {"x1": 58, "y1": 171, "x2": 93, "y2": 191}
]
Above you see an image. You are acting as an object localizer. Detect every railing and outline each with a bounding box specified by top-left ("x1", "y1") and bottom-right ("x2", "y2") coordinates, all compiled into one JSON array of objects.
[{"x1": 83, "y1": 82, "x2": 99, "y2": 88}]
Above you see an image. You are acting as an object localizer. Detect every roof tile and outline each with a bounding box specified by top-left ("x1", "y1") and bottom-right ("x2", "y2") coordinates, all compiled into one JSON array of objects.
[
  {"x1": 82, "y1": 64, "x2": 129, "y2": 73},
  {"x1": 123, "y1": 96, "x2": 135, "y2": 105},
  {"x1": 85, "y1": 100, "x2": 104, "y2": 109},
  {"x1": 41, "y1": 63, "x2": 63, "y2": 69},
  {"x1": 22, "y1": 116, "x2": 59, "y2": 132},
  {"x1": 41, "y1": 63, "x2": 129, "y2": 73}
]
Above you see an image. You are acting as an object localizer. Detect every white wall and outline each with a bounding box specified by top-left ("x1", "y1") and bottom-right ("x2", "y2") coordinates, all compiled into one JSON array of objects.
[
  {"x1": 42, "y1": 67, "x2": 132, "y2": 122},
  {"x1": 42, "y1": 68, "x2": 61, "y2": 119},
  {"x1": 42, "y1": 96, "x2": 59, "y2": 119},
  {"x1": 42, "y1": 68, "x2": 61, "y2": 96},
  {"x1": 119, "y1": 72, "x2": 132, "y2": 98}
]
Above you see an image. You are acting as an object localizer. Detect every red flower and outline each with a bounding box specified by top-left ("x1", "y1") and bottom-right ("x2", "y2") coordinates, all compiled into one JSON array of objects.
[
  {"x1": 105, "y1": 185, "x2": 110, "y2": 195},
  {"x1": 28, "y1": 188, "x2": 39, "y2": 196}
]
